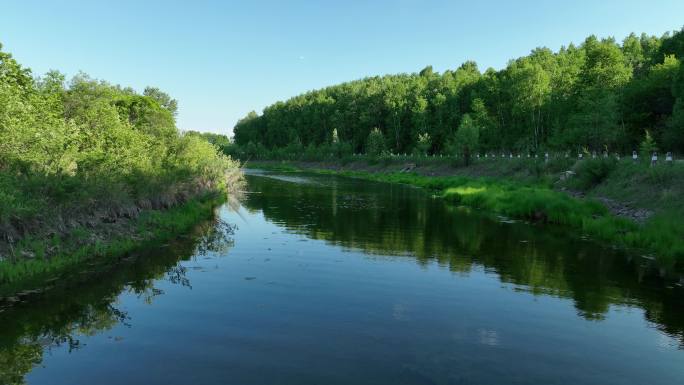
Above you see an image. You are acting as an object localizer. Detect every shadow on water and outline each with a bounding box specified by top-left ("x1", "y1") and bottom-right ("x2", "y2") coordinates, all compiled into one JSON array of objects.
[
  {"x1": 242, "y1": 172, "x2": 684, "y2": 344},
  {"x1": 0, "y1": 215, "x2": 236, "y2": 384}
]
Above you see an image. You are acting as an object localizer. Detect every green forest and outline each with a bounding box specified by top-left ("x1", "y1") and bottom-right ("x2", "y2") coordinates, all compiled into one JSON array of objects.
[
  {"x1": 232, "y1": 30, "x2": 684, "y2": 158},
  {"x1": 0, "y1": 42, "x2": 240, "y2": 274}
]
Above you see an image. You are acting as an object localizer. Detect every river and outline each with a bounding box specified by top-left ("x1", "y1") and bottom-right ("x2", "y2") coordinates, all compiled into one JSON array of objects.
[{"x1": 1, "y1": 170, "x2": 683, "y2": 384}]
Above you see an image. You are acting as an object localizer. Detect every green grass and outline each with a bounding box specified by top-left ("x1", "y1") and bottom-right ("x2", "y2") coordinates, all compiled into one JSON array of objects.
[
  {"x1": 250, "y1": 161, "x2": 684, "y2": 263},
  {"x1": 0, "y1": 193, "x2": 225, "y2": 297}
]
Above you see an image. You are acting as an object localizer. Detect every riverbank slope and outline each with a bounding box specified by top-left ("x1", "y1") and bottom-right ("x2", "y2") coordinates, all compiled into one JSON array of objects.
[
  {"x1": 0, "y1": 44, "x2": 243, "y2": 300},
  {"x1": 248, "y1": 158, "x2": 684, "y2": 263}
]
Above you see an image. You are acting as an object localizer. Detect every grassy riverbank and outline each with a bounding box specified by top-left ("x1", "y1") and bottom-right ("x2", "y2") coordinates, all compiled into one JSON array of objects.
[
  {"x1": 0, "y1": 193, "x2": 228, "y2": 300},
  {"x1": 248, "y1": 159, "x2": 684, "y2": 263},
  {"x1": 0, "y1": 44, "x2": 243, "y2": 299}
]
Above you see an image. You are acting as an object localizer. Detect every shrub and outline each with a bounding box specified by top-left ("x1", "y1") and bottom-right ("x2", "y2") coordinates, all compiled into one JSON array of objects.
[
  {"x1": 645, "y1": 164, "x2": 675, "y2": 186},
  {"x1": 571, "y1": 158, "x2": 618, "y2": 190},
  {"x1": 0, "y1": 44, "x2": 241, "y2": 255},
  {"x1": 366, "y1": 128, "x2": 386, "y2": 157},
  {"x1": 639, "y1": 130, "x2": 658, "y2": 162}
]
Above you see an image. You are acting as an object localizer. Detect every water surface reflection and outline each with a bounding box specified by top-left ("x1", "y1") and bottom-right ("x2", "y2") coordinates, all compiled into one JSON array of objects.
[{"x1": 0, "y1": 171, "x2": 682, "y2": 385}]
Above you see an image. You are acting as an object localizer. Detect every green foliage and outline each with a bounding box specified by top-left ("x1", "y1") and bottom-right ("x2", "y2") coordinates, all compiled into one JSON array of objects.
[
  {"x1": 645, "y1": 163, "x2": 676, "y2": 185},
  {"x1": 331, "y1": 128, "x2": 339, "y2": 144},
  {"x1": 250, "y1": 160, "x2": 684, "y2": 261},
  {"x1": 451, "y1": 114, "x2": 480, "y2": 165},
  {"x1": 415, "y1": 132, "x2": 431, "y2": 155},
  {"x1": 0, "y1": 43, "x2": 240, "y2": 257},
  {"x1": 571, "y1": 157, "x2": 618, "y2": 190},
  {"x1": 444, "y1": 184, "x2": 610, "y2": 229},
  {"x1": 232, "y1": 28, "x2": 684, "y2": 158},
  {"x1": 665, "y1": 58, "x2": 684, "y2": 149},
  {"x1": 0, "y1": 194, "x2": 224, "y2": 293},
  {"x1": 185, "y1": 130, "x2": 231, "y2": 148},
  {"x1": 143, "y1": 86, "x2": 178, "y2": 116},
  {"x1": 639, "y1": 129, "x2": 658, "y2": 161},
  {"x1": 630, "y1": 213, "x2": 684, "y2": 259},
  {"x1": 320, "y1": 169, "x2": 683, "y2": 261},
  {"x1": 366, "y1": 127, "x2": 386, "y2": 157}
]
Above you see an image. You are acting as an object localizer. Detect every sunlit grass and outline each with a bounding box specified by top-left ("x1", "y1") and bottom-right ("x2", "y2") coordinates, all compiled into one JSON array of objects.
[
  {"x1": 445, "y1": 186, "x2": 486, "y2": 196},
  {"x1": 253, "y1": 161, "x2": 683, "y2": 262}
]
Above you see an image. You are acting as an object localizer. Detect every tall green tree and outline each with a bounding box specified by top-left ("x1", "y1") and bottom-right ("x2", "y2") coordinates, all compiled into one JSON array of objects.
[
  {"x1": 451, "y1": 114, "x2": 480, "y2": 166},
  {"x1": 567, "y1": 36, "x2": 632, "y2": 151},
  {"x1": 143, "y1": 86, "x2": 178, "y2": 116},
  {"x1": 231, "y1": 29, "x2": 684, "y2": 156}
]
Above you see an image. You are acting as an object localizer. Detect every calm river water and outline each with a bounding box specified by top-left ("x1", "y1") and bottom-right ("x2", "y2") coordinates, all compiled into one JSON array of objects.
[{"x1": 1, "y1": 170, "x2": 683, "y2": 384}]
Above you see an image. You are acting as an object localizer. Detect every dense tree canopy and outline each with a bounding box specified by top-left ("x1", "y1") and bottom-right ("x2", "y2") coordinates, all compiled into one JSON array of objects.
[
  {"x1": 0, "y1": 43, "x2": 239, "y2": 236},
  {"x1": 233, "y1": 29, "x2": 684, "y2": 157}
]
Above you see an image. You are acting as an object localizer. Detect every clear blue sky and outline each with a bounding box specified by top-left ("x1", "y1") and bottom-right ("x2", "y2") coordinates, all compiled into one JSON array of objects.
[{"x1": 2, "y1": 0, "x2": 683, "y2": 135}]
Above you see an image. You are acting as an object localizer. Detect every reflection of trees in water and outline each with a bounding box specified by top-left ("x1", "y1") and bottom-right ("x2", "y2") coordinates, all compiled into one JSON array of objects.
[
  {"x1": 0, "y1": 344, "x2": 41, "y2": 385},
  {"x1": 0, "y1": 216, "x2": 236, "y2": 385},
  {"x1": 0, "y1": 296, "x2": 128, "y2": 384},
  {"x1": 165, "y1": 265, "x2": 190, "y2": 290},
  {"x1": 244, "y1": 174, "x2": 684, "y2": 346},
  {"x1": 194, "y1": 220, "x2": 237, "y2": 258}
]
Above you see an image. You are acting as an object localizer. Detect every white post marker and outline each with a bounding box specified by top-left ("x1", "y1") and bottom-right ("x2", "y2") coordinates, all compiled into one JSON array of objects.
[
  {"x1": 632, "y1": 151, "x2": 638, "y2": 161},
  {"x1": 579, "y1": 153, "x2": 583, "y2": 160}
]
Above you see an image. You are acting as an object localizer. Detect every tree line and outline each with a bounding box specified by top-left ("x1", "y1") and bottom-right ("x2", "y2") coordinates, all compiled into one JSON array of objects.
[
  {"x1": 232, "y1": 29, "x2": 684, "y2": 159},
  {"x1": 0, "y1": 43, "x2": 239, "y2": 240}
]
